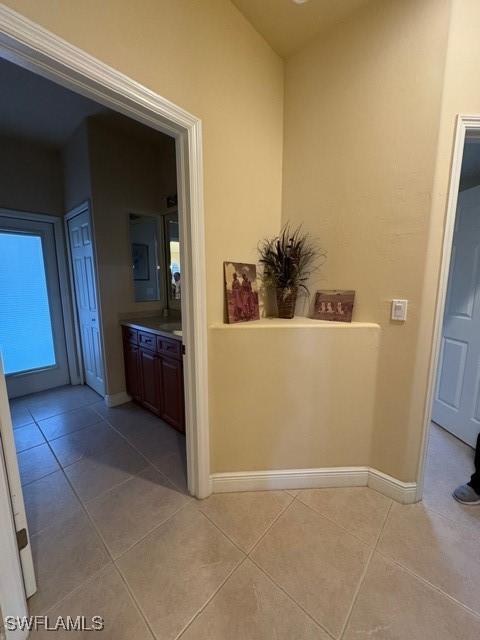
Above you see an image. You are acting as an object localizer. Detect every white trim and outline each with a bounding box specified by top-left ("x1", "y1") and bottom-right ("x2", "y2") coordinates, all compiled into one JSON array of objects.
[
  {"x1": 104, "y1": 391, "x2": 132, "y2": 408},
  {"x1": 416, "y1": 114, "x2": 480, "y2": 502},
  {"x1": 0, "y1": 5, "x2": 210, "y2": 501},
  {"x1": 211, "y1": 466, "x2": 417, "y2": 504}
]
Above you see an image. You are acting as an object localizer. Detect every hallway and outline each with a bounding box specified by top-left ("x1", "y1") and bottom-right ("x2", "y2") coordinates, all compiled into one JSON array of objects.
[{"x1": 10, "y1": 388, "x2": 480, "y2": 639}]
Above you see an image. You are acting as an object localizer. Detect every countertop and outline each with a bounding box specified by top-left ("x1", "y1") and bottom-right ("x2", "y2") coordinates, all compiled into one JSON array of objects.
[{"x1": 121, "y1": 317, "x2": 183, "y2": 341}]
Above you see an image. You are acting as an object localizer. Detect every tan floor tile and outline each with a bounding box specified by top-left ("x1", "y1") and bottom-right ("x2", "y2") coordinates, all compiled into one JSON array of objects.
[
  {"x1": 377, "y1": 502, "x2": 480, "y2": 614},
  {"x1": 49, "y1": 421, "x2": 124, "y2": 468},
  {"x1": 38, "y1": 406, "x2": 104, "y2": 441},
  {"x1": 64, "y1": 439, "x2": 148, "y2": 502},
  {"x1": 18, "y1": 443, "x2": 60, "y2": 486},
  {"x1": 14, "y1": 423, "x2": 46, "y2": 453},
  {"x1": 28, "y1": 511, "x2": 110, "y2": 614},
  {"x1": 9, "y1": 399, "x2": 34, "y2": 428},
  {"x1": 344, "y1": 553, "x2": 480, "y2": 640},
  {"x1": 23, "y1": 470, "x2": 81, "y2": 536},
  {"x1": 251, "y1": 500, "x2": 371, "y2": 637},
  {"x1": 198, "y1": 490, "x2": 292, "y2": 552},
  {"x1": 181, "y1": 559, "x2": 329, "y2": 640},
  {"x1": 117, "y1": 505, "x2": 243, "y2": 640},
  {"x1": 86, "y1": 465, "x2": 190, "y2": 558},
  {"x1": 423, "y1": 424, "x2": 480, "y2": 530},
  {"x1": 297, "y1": 487, "x2": 391, "y2": 545},
  {"x1": 30, "y1": 565, "x2": 154, "y2": 639}
]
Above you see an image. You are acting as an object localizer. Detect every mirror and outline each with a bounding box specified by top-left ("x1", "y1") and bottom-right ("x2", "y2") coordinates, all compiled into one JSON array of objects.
[
  {"x1": 129, "y1": 214, "x2": 161, "y2": 302},
  {"x1": 165, "y1": 212, "x2": 181, "y2": 307}
]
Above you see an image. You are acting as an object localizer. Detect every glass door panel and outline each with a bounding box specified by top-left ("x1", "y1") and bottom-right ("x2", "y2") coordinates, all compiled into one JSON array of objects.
[{"x1": 0, "y1": 232, "x2": 56, "y2": 374}]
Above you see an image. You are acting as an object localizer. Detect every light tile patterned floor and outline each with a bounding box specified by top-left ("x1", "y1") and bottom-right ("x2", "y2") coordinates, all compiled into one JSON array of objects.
[{"x1": 10, "y1": 388, "x2": 480, "y2": 639}]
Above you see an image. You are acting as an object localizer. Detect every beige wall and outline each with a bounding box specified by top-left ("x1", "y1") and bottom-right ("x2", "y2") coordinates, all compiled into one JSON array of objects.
[
  {"x1": 410, "y1": 0, "x2": 480, "y2": 482},
  {"x1": 210, "y1": 321, "x2": 380, "y2": 472},
  {"x1": 282, "y1": 0, "x2": 451, "y2": 481},
  {"x1": 87, "y1": 118, "x2": 177, "y2": 395},
  {"x1": 3, "y1": 0, "x2": 284, "y2": 325},
  {"x1": 0, "y1": 135, "x2": 63, "y2": 215},
  {"x1": 6, "y1": 0, "x2": 474, "y2": 485},
  {"x1": 62, "y1": 122, "x2": 91, "y2": 212}
]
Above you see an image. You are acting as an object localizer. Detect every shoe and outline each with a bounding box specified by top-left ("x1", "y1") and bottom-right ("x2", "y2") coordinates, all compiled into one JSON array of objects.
[{"x1": 453, "y1": 484, "x2": 480, "y2": 505}]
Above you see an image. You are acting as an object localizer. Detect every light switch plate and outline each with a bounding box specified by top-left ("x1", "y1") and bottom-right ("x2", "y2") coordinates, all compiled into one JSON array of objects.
[{"x1": 391, "y1": 299, "x2": 408, "y2": 321}]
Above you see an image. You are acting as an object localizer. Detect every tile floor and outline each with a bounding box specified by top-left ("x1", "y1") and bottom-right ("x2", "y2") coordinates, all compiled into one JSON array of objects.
[{"x1": 9, "y1": 387, "x2": 480, "y2": 639}]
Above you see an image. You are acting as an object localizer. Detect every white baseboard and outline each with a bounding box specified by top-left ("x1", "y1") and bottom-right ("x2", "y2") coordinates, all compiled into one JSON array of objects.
[
  {"x1": 211, "y1": 466, "x2": 417, "y2": 504},
  {"x1": 104, "y1": 391, "x2": 132, "y2": 408}
]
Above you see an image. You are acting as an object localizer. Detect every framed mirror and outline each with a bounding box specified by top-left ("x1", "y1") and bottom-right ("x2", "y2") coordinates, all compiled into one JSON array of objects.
[{"x1": 129, "y1": 213, "x2": 162, "y2": 302}]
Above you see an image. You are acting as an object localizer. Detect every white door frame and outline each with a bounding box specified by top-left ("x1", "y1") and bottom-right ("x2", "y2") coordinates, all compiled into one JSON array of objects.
[
  {"x1": 0, "y1": 207, "x2": 81, "y2": 389},
  {"x1": 416, "y1": 114, "x2": 480, "y2": 501},
  {"x1": 0, "y1": 6, "x2": 211, "y2": 499}
]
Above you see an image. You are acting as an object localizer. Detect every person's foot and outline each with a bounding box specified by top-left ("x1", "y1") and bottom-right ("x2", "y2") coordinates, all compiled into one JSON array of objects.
[{"x1": 453, "y1": 484, "x2": 480, "y2": 505}]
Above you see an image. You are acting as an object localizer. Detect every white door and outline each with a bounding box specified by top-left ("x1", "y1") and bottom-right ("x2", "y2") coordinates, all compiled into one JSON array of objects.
[
  {"x1": 433, "y1": 186, "x2": 480, "y2": 447},
  {"x1": 0, "y1": 215, "x2": 70, "y2": 398},
  {"x1": 67, "y1": 206, "x2": 105, "y2": 396},
  {"x1": 0, "y1": 357, "x2": 36, "y2": 638}
]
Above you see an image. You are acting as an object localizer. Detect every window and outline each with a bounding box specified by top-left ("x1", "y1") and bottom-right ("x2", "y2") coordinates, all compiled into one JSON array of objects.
[{"x1": 0, "y1": 231, "x2": 56, "y2": 375}]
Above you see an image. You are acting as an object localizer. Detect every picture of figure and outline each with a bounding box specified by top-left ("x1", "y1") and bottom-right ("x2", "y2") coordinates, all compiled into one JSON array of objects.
[
  {"x1": 224, "y1": 262, "x2": 260, "y2": 323},
  {"x1": 312, "y1": 290, "x2": 355, "y2": 323}
]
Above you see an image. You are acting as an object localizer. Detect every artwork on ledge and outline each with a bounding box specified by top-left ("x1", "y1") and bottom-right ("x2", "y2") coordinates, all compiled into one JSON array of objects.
[
  {"x1": 224, "y1": 261, "x2": 260, "y2": 323},
  {"x1": 312, "y1": 290, "x2": 355, "y2": 322},
  {"x1": 132, "y1": 243, "x2": 150, "y2": 281}
]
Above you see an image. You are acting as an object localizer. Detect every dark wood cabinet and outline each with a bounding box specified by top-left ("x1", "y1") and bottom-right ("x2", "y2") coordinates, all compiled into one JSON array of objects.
[
  {"x1": 122, "y1": 326, "x2": 185, "y2": 433},
  {"x1": 158, "y1": 355, "x2": 185, "y2": 431}
]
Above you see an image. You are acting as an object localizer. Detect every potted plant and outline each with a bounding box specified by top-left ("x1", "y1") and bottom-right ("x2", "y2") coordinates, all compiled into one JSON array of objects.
[{"x1": 258, "y1": 223, "x2": 323, "y2": 319}]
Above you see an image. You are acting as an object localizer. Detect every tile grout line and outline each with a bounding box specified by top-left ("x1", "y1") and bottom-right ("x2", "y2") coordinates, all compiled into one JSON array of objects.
[
  {"x1": 34, "y1": 434, "x2": 160, "y2": 638},
  {"x1": 295, "y1": 492, "x2": 391, "y2": 548},
  {"x1": 174, "y1": 556, "x2": 249, "y2": 640},
  {"x1": 338, "y1": 501, "x2": 393, "y2": 640},
  {"x1": 373, "y1": 546, "x2": 480, "y2": 621},
  {"x1": 247, "y1": 555, "x2": 336, "y2": 640},
  {"x1": 90, "y1": 404, "x2": 189, "y2": 494},
  {"x1": 246, "y1": 494, "x2": 338, "y2": 639}
]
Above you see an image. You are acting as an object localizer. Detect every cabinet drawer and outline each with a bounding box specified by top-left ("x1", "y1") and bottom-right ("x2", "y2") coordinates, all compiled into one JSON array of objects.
[
  {"x1": 157, "y1": 337, "x2": 182, "y2": 360},
  {"x1": 138, "y1": 331, "x2": 157, "y2": 351},
  {"x1": 123, "y1": 326, "x2": 138, "y2": 344}
]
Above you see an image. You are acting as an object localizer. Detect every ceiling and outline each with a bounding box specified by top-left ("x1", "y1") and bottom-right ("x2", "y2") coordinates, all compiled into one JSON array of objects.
[
  {"x1": 0, "y1": 57, "x2": 107, "y2": 148},
  {"x1": 231, "y1": 0, "x2": 371, "y2": 58},
  {"x1": 0, "y1": 57, "x2": 173, "y2": 149}
]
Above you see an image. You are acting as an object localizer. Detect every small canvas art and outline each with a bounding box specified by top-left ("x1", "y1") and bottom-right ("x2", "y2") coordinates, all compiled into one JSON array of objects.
[
  {"x1": 224, "y1": 262, "x2": 260, "y2": 323},
  {"x1": 312, "y1": 290, "x2": 355, "y2": 322}
]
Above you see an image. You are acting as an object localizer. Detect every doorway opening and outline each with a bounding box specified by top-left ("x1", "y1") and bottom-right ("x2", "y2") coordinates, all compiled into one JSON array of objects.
[
  {"x1": 419, "y1": 116, "x2": 480, "y2": 522},
  {"x1": 0, "y1": 5, "x2": 210, "y2": 623}
]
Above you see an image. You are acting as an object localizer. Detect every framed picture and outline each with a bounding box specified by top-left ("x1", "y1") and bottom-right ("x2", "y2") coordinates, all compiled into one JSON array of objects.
[
  {"x1": 132, "y1": 243, "x2": 150, "y2": 281},
  {"x1": 312, "y1": 290, "x2": 355, "y2": 322},
  {"x1": 224, "y1": 261, "x2": 260, "y2": 323}
]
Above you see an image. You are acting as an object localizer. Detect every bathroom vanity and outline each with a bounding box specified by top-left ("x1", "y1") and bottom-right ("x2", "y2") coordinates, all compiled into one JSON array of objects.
[{"x1": 121, "y1": 318, "x2": 185, "y2": 433}]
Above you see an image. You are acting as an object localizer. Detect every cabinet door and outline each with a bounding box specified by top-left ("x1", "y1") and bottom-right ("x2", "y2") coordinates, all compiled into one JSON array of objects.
[
  {"x1": 158, "y1": 355, "x2": 185, "y2": 432},
  {"x1": 139, "y1": 349, "x2": 161, "y2": 414},
  {"x1": 124, "y1": 342, "x2": 141, "y2": 401}
]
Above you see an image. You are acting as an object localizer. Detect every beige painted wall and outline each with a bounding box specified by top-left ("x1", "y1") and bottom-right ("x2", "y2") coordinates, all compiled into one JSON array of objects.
[
  {"x1": 87, "y1": 118, "x2": 177, "y2": 395},
  {"x1": 282, "y1": 0, "x2": 451, "y2": 481},
  {"x1": 410, "y1": 0, "x2": 480, "y2": 484},
  {"x1": 2, "y1": 0, "x2": 284, "y2": 326},
  {"x1": 210, "y1": 320, "x2": 380, "y2": 472},
  {"x1": 0, "y1": 135, "x2": 63, "y2": 215}
]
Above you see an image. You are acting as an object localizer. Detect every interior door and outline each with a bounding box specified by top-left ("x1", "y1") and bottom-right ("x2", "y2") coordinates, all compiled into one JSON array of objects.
[
  {"x1": 67, "y1": 206, "x2": 105, "y2": 396},
  {"x1": 432, "y1": 186, "x2": 480, "y2": 447},
  {"x1": 0, "y1": 214, "x2": 70, "y2": 398},
  {"x1": 0, "y1": 355, "x2": 36, "y2": 621}
]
